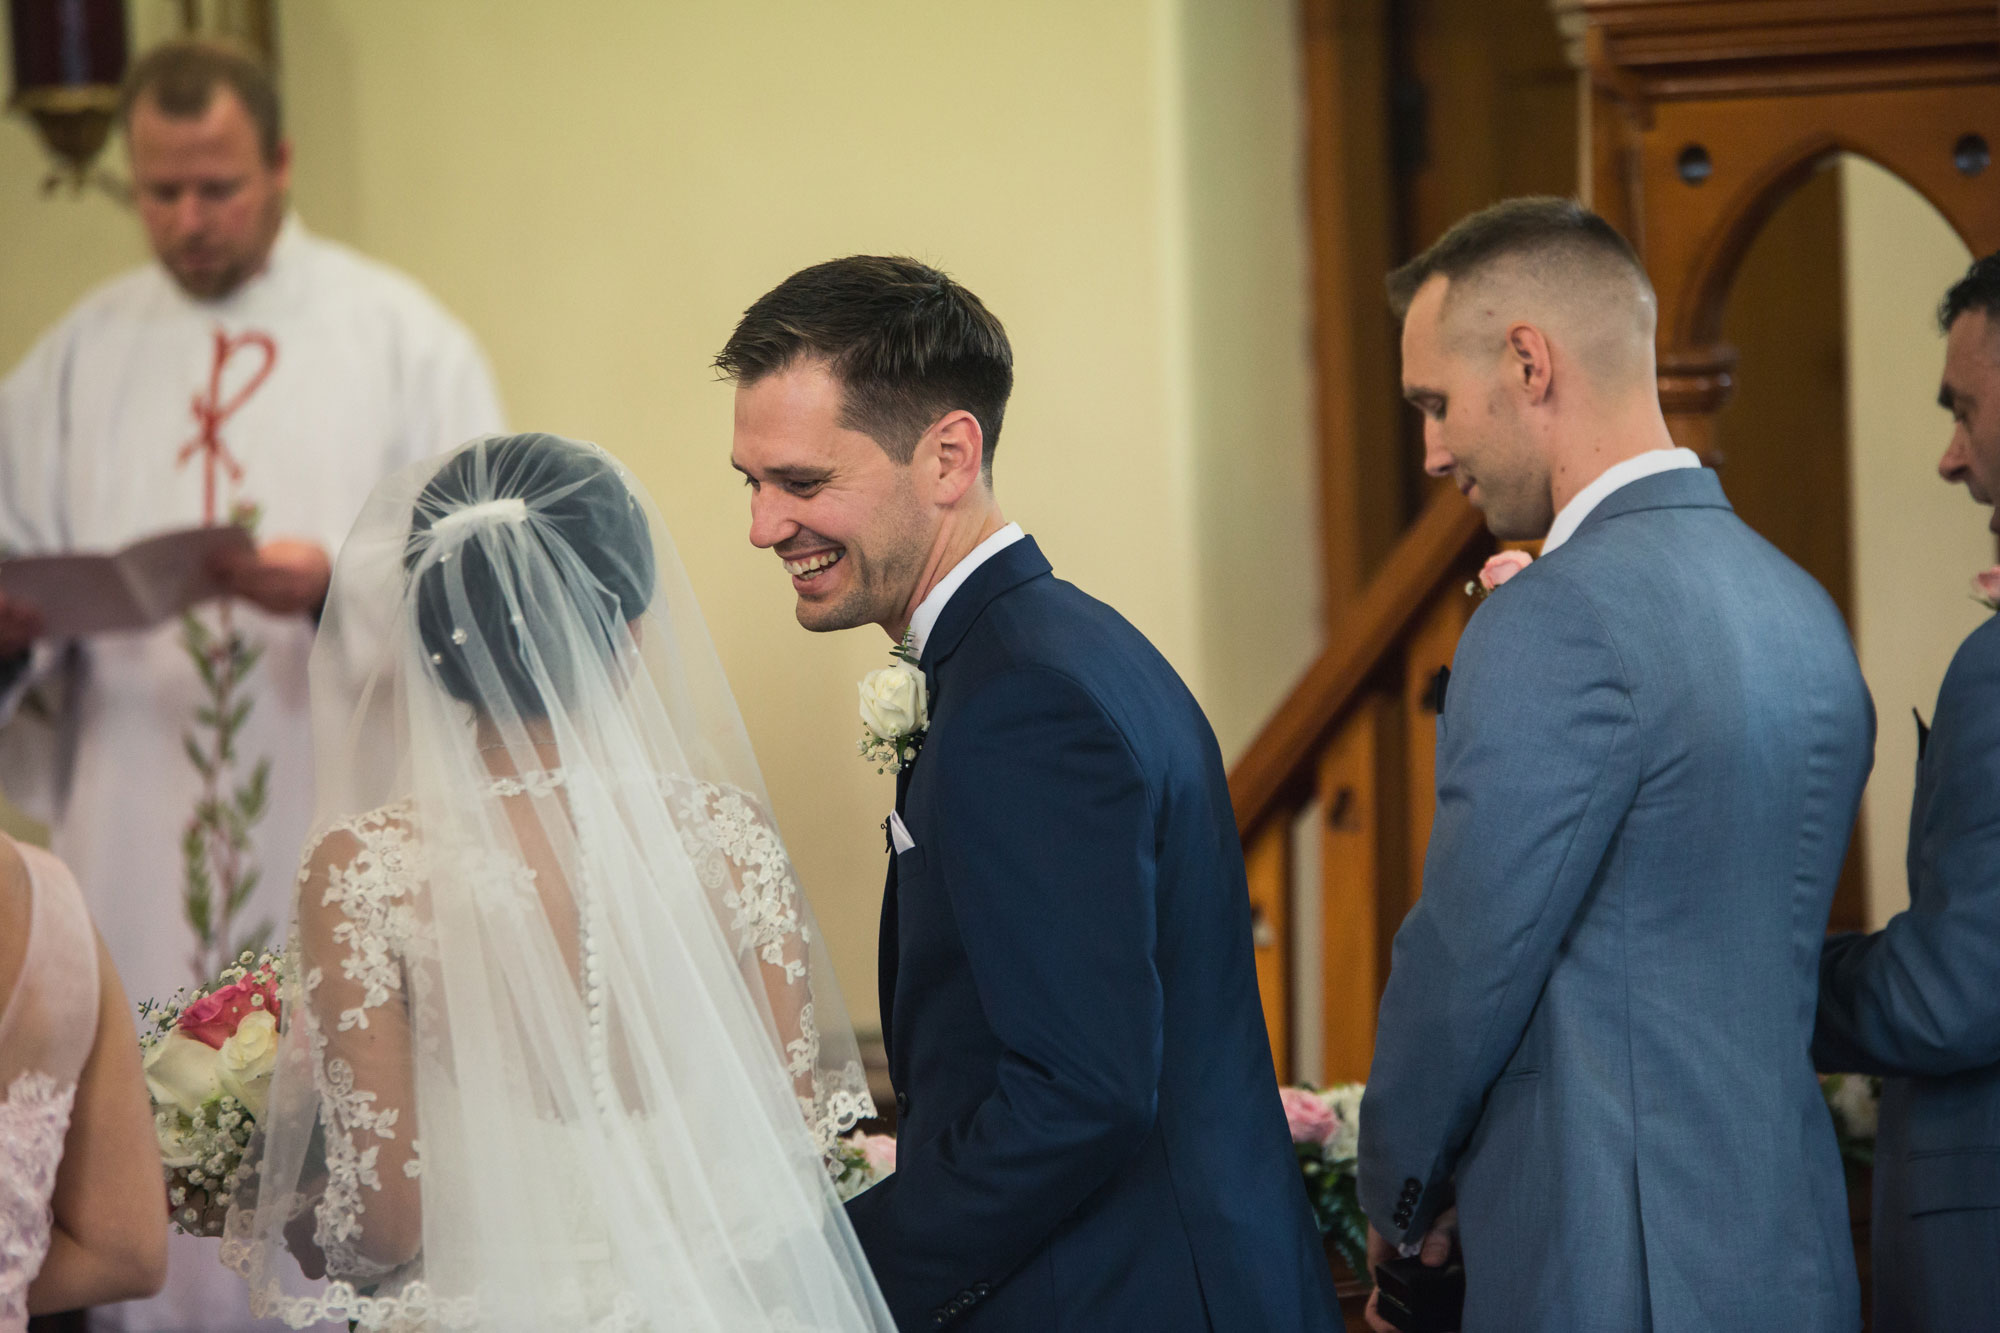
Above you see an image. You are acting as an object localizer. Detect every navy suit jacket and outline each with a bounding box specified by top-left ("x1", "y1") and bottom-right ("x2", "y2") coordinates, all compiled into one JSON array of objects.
[
  {"x1": 1361, "y1": 470, "x2": 1871, "y2": 1332},
  {"x1": 1815, "y1": 613, "x2": 2000, "y2": 1331},
  {"x1": 844, "y1": 537, "x2": 1337, "y2": 1332}
]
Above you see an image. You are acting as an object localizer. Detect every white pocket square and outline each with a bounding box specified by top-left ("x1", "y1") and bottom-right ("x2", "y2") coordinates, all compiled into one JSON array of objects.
[{"x1": 889, "y1": 811, "x2": 916, "y2": 854}]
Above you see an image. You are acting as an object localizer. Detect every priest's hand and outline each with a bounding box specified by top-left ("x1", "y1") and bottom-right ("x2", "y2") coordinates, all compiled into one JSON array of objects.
[
  {"x1": 0, "y1": 593, "x2": 44, "y2": 658},
  {"x1": 1363, "y1": 1207, "x2": 1458, "y2": 1333},
  {"x1": 215, "y1": 539, "x2": 332, "y2": 619}
]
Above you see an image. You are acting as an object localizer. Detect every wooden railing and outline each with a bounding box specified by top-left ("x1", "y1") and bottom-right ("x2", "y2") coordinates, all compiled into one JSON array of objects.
[{"x1": 1231, "y1": 487, "x2": 1491, "y2": 1084}]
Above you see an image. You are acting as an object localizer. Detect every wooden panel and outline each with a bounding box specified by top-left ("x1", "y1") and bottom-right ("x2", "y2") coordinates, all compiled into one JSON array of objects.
[
  {"x1": 1232, "y1": 488, "x2": 1486, "y2": 836},
  {"x1": 1300, "y1": 0, "x2": 1408, "y2": 610},
  {"x1": 1401, "y1": 581, "x2": 1477, "y2": 916},
  {"x1": 1710, "y1": 164, "x2": 1870, "y2": 932},
  {"x1": 1243, "y1": 815, "x2": 1292, "y2": 1082},
  {"x1": 1400, "y1": 0, "x2": 1582, "y2": 254},
  {"x1": 1637, "y1": 83, "x2": 2000, "y2": 349},
  {"x1": 1317, "y1": 692, "x2": 1405, "y2": 1084},
  {"x1": 1572, "y1": 0, "x2": 2000, "y2": 102},
  {"x1": 1715, "y1": 166, "x2": 1853, "y2": 617}
]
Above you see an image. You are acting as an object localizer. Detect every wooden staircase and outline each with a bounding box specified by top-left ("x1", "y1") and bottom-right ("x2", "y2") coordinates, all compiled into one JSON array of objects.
[{"x1": 1231, "y1": 488, "x2": 1490, "y2": 1085}]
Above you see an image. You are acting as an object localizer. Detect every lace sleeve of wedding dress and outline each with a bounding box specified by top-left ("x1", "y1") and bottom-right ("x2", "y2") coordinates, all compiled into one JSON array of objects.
[
  {"x1": 224, "y1": 434, "x2": 893, "y2": 1331},
  {"x1": 670, "y1": 779, "x2": 874, "y2": 1154},
  {"x1": 291, "y1": 814, "x2": 426, "y2": 1286}
]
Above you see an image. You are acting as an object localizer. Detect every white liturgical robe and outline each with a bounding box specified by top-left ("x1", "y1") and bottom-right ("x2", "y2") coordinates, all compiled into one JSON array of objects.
[{"x1": 0, "y1": 216, "x2": 503, "y2": 1333}]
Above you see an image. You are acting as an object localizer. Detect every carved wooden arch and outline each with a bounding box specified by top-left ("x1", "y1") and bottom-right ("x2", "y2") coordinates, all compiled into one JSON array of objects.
[{"x1": 1555, "y1": 0, "x2": 2000, "y2": 457}]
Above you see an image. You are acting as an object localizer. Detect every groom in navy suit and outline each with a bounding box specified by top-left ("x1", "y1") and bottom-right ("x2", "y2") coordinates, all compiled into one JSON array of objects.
[{"x1": 719, "y1": 256, "x2": 1336, "y2": 1331}]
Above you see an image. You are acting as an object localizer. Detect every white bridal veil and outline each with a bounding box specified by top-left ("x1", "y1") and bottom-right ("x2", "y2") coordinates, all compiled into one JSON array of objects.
[{"x1": 223, "y1": 434, "x2": 891, "y2": 1331}]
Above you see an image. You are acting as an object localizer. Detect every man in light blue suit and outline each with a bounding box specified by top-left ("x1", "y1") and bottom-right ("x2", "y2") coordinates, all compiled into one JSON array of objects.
[
  {"x1": 1358, "y1": 198, "x2": 1872, "y2": 1333},
  {"x1": 1814, "y1": 252, "x2": 2000, "y2": 1332}
]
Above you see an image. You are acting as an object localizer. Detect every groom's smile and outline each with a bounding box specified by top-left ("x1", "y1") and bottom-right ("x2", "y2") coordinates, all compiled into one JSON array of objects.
[
  {"x1": 731, "y1": 361, "x2": 935, "y2": 634},
  {"x1": 780, "y1": 541, "x2": 846, "y2": 590}
]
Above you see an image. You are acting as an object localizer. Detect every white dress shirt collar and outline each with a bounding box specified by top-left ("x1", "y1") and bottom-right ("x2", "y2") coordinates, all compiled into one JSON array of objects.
[
  {"x1": 906, "y1": 523, "x2": 1026, "y2": 657},
  {"x1": 1540, "y1": 448, "x2": 1702, "y2": 555}
]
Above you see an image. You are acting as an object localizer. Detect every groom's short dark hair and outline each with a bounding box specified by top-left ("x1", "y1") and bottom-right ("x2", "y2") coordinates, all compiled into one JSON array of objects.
[{"x1": 714, "y1": 256, "x2": 1014, "y2": 469}]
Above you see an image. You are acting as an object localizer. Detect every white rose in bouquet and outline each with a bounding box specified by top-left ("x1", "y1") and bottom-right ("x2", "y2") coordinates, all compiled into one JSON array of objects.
[
  {"x1": 1323, "y1": 1084, "x2": 1363, "y2": 1162},
  {"x1": 859, "y1": 662, "x2": 927, "y2": 741},
  {"x1": 217, "y1": 1010, "x2": 280, "y2": 1118},
  {"x1": 143, "y1": 1032, "x2": 222, "y2": 1118}
]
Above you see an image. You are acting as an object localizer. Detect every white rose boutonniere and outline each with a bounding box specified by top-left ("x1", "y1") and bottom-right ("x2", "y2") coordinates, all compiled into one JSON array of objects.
[{"x1": 858, "y1": 633, "x2": 929, "y2": 774}]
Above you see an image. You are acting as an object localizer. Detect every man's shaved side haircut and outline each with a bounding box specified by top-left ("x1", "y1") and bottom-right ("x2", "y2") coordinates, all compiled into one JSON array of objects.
[{"x1": 1387, "y1": 196, "x2": 1650, "y2": 322}]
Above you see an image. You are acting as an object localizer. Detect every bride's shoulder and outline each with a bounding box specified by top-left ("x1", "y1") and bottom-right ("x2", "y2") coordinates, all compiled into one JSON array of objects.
[{"x1": 297, "y1": 801, "x2": 420, "y2": 885}]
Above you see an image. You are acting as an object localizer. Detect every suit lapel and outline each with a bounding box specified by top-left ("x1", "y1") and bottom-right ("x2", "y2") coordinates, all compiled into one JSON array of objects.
[
  {"x1": 917, "y1": 537, "x2": 1053, "y2": 677},
  {"x1": 877, "y1": 537, "x2": 1051, "y2": 1084}
]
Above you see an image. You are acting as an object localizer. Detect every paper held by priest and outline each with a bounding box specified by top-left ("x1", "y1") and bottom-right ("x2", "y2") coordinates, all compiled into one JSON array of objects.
[{"x1": 0, "y1": 524, "x2": 255, "y2": 637}]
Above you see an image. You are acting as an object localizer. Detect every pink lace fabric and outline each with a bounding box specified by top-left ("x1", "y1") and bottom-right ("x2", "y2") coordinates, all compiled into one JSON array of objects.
[{"x1": 0, "y1": 843, "x2": 99, "y2": 1332}]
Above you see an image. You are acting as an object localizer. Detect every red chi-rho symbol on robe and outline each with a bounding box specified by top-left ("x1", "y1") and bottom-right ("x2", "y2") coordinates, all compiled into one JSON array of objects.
[{"x1": 178, "y1": 327, "x2": 278, "y2": 525}]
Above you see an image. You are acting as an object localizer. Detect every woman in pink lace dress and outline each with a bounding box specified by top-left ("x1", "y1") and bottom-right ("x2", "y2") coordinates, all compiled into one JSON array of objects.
[{"x1": 0, "y1": 836, "x2": 166, "y2": 1329}]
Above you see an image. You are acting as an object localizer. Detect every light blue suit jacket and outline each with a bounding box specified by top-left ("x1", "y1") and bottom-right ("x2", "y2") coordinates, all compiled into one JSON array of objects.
[
  {"x1": 1360, "y1": 469, "x2": 1871, "y2": 1332},
  {"x1": 1815, "y1": 613, "x2": 2000, "y2": 1332}
]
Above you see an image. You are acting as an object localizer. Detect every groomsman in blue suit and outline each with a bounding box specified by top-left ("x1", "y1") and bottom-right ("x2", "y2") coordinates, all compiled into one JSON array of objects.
[
  {"x1": 718, "y1": 257, "x2": 1338, "y2": 1331},
  {"x1": 1814, "y1": 252, "x2": 2000, "y2": 1332},
  {"x1": 1358, "y1": 198, "x2": 1872, "y2": 1332}
]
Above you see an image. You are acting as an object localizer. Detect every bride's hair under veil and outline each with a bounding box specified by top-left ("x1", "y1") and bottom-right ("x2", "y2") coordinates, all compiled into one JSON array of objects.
[{"x1": 222, "y1": 433, "x2": 889, "y2": 1332}]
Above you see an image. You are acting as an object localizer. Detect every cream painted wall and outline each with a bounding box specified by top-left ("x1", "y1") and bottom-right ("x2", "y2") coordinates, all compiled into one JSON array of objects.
[
  {"x1": 1178, "y1": 0, "x2": 1320, "y2": 756},
  {"x1": 1841, "y1": 155, "x2": 1985, "y2": 927},
  {"x1": 0, "y1": 2, "x2": 1319, "y2": 1028}
]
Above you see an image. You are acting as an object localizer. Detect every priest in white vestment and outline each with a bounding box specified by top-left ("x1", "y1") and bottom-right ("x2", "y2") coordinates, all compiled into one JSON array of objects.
[{"x1": 0, "y1": 42, "x2": 503, "y2": 1333}]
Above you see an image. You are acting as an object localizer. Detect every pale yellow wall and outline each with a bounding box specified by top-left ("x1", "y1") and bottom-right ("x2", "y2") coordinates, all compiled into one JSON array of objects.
[
  {"x1": 1178, "y1": 0, "x2": 1320, "y2": 757},
  {"x1": 0, "y1": 2, "x2": 1319, "y2": 1027},
  {"x1": 1841, "y1": 155, "x2": 1985, "y2": 927}
]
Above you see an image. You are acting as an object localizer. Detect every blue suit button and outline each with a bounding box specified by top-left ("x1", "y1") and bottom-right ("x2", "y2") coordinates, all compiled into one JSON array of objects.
[
  {"x1": 973, "y1": 1283, "x2": 991, "y2": 1297},
  {"x1": 895, "y1": 1091, "x2": 910, "y2": 1117}
]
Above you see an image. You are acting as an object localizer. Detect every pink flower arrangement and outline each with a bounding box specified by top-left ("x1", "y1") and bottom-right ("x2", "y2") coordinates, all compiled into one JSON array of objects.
[
  {"x1": 859, "y1": 1133, "x2": 897, "y2": 1174},
  {"x1": 176, "y1": 974, "x2": 281, "y2": 1050},
  {"x1": 1280, "y1": 1085, "x2": 1338, "y2": 1146},
  {"x1": 137, "y1": 950, "x2": 287, "y2": 1235},
  {"x1": 831, "y1": 1129, "x2": 898, "y2": 1201}
]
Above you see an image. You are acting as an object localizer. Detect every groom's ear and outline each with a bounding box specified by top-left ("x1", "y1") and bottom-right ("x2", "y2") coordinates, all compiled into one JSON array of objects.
[{"x1": 922, "y1": 409, "x2": 988, "y2": 505}]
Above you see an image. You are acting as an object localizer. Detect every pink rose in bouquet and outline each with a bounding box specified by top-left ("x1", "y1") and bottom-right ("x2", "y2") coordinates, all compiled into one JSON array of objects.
[
  {"x1": 1973, "y1": 566, "x2": 2000, "y2": 611},
  {"x1": 1279, "y1": 1085, "x2": 1337, "y2": 1146},
  {"x1": 177, "y1": 975, "x2": 281, "y2": 1050},
  {"x1": 831, "y1": 1129, "x2": 898, "y2": 1201},
  {"x1": 138, "y1": 950, "x2": 286, "y2": 1236},
  {"x1": 860, "y1": 1133, "x2": 897, "y2": 1174}
]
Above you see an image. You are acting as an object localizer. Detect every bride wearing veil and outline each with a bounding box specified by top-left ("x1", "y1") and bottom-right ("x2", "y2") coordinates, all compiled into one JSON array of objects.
[{"x1": 221, "y1": 433, "x2": 895, "y2": 1330}]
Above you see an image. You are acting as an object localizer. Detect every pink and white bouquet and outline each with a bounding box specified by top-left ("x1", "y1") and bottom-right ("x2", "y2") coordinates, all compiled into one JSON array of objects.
[
  {"x1": 830, "y1": 1129, "x2": 897, "y2": 1202},
  {"x1": 1283, "y1": 1083, "x2": 1367, "y2": 1280},
  {"x1": 136, "y1": 950, "x2": 284, "y2": 1233}
]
